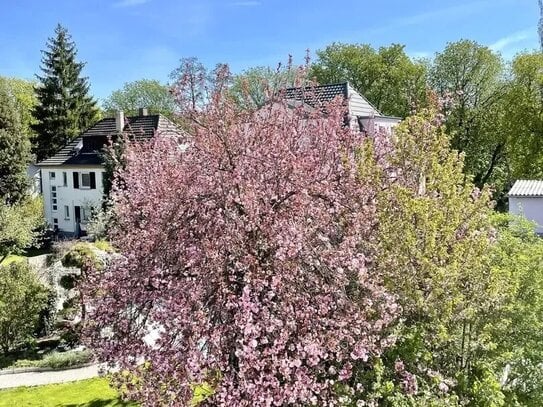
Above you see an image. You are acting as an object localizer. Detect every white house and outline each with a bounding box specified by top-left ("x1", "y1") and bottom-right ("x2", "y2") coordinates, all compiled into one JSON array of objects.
[
  {"x1": 508, "y1": 180, "x2": 543, "y2": 235},
  {"x1": 37, "y1": 109, "x2": 182, "y2": 236},
  {"x1": 284, "y1": 82, "x2": 401, "y2": 134}
]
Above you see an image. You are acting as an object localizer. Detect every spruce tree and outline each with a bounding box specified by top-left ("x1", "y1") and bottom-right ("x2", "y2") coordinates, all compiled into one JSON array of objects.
[
  {"x1": 32, "y1": 24, "x2": 99, "y2": 162},
  {"x1": 0, "y1": 82, "x2": 30, "y2": 204}
]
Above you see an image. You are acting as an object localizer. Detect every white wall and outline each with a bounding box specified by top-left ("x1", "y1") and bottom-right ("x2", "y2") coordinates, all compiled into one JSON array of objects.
[
  {"x1": 27, "y1": 164, "x2": 42, "y2": 196},
  {"x1": 509, "y1": 196, "x2": 543, "y2": 235},
  {"x1": 41, "y1": 166, "x2": 105, "y2": 235}
]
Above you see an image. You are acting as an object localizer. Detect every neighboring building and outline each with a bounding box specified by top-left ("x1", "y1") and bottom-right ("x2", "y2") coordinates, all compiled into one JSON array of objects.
[
  {"x1": 27, "y1": 163, "x2": 42, "y2": 197},
  {"x1": 36, "y1": 109, "x2": 182, "y2": 236},
  {"x1": 508, "y1": 180, "x2": 543, "y2": 235},
  {"x1": 284, "y1": 82, "x2": 401, "y2": 134}
]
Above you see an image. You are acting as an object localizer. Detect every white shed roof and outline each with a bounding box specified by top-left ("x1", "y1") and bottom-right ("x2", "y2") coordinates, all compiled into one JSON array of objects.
[{"x1": 508, "y1": 180, "x2": 543, "y2": 197}]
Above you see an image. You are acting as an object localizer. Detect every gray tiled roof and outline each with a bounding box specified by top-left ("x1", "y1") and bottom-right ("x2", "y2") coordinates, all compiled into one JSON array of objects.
[
  {"x1": 37, "y1": 114, "x2": 182, "y2": 166},
  {"x1": 284, "y1": 82, "x2": 349, "y2": 106},
  {"x1": 508, "y1": 180, "x2": 543, "y2": 197}
]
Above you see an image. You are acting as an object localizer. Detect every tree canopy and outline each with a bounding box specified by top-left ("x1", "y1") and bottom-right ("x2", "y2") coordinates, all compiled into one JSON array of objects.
[
  {"x1": 0, "y1": 81, "x2": 31, "y2": 205},
  {"x1": 310, "y1": 43, "x2": 428, "y2": 117},
  {"x1": 85, "y1": 67, "x2": 398, "y2": 406},
  {"x1": 102, "y1": 79, "x2": 176, "y2": 119}
]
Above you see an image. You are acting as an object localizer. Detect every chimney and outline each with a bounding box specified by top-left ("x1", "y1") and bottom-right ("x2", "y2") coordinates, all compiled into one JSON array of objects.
[
  {"x1": 115, "y1": 110, "x2": 124, "y2": 133},
  {"x1": 138, "y1": 107, "x2": 149, "y2": 116}
]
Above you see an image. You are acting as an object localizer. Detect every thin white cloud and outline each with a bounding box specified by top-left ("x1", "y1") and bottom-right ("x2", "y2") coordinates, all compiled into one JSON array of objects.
[
  {"x1": 231, "y1": 1, "x2": 261, "y2": 6},
  {"x1": 395, "y1": 1, "x2": 492, "y2": 27},
  {"x1": 113, "y1": 0, "x2": 149, "y2": 8},
  {"x1": 409, "y1": 51, "x2": 431, "y2": 59},
  {"x1": 489, "y1": 29, "x2": 533, "y2": 51}
]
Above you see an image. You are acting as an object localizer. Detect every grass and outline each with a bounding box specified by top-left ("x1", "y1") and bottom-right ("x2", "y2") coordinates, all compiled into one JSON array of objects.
[{"x1": 0, "y1": 378, "x2": 138, "y2": 407}]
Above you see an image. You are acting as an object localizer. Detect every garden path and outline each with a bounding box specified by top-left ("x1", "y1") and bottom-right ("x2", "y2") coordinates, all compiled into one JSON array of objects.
[{"x1": 0, "y1": 364, "x2": 99, "y2": 389}]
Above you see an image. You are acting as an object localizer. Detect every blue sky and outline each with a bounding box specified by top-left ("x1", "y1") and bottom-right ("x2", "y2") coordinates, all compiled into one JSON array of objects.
[{"x1": 0, "y1": 0, "x2": 539, "y2": 103}]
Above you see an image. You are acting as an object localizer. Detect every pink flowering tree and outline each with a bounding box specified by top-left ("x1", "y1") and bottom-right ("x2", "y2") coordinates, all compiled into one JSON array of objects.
[{"x1": 84, "y1": 66, "x2": 398, "y2": 406}]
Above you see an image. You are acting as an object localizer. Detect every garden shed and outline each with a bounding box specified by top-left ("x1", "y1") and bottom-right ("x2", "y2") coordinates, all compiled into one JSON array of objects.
[{"x1": 508, "y1": 180, "x2": 543, "y2": 235}]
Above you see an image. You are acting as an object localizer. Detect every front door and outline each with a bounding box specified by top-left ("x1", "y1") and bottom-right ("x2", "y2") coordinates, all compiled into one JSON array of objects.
[{"x1": 74, "y1": 206, "x2": 81, "y2": 237}]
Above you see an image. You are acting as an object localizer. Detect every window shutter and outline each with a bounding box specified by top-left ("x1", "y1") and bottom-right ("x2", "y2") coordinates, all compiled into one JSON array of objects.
[
  {"x1": 90, "y1": 172, "x2": 96, "y2": 189},
  {"x1": 73, "y1": 172, "x2": 79, "y2": 189}
]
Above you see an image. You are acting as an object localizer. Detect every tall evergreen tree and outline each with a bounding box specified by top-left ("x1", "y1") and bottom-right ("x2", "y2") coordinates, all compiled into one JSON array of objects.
[
  {"x1": 0, "y1": 82, "x2": 30, "y2": 205},
  {"x1": 32, "y1": 24, "x2": 99, "y2": 162}
]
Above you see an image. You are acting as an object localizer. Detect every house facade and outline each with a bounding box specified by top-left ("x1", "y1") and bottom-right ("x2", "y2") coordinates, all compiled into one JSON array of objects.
[
  {"x1": 37, "y1": 109, "x2": 182, "y2": 236},
  {"x1": 285, "y1": 82, "x2": 401, "y2": 134}
]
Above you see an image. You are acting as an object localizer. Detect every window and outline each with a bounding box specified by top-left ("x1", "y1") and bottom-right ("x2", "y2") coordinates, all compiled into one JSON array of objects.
[
  {"x1": 64, "y1": 205, "x2": 70, "y2": 220},
  {"x1": 73, "y1": 172, "x2": 96, "y2": 189},
  {"x1": 53, "y1": 218, "x2": 58, "y2": 225},
  {"x1": 63, "y1": 172, "x2": 67, "y2": 187},
  {"x1": 81, "y1": 173, "x2": 91, "y2": 188},
  {"x1": 81, "y1": 207, "x2": 89, "y2": 222},
  {"x1": 49, "y1": 171, "x2": 55, "y2": 180},
  {"x1": 50, "y1": 186, "x2": 57, "y2": 211}
]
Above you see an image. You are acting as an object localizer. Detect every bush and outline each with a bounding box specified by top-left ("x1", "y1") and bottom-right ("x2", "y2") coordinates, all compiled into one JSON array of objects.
[
  {"x1": 12, "y1": 349, "x2": 93, "y2": 369},
  {"x1": 61, "y1": 243, "x2": 97, "y2": 268},
  {"x1": 93, "y1": 239, "x2": 113, "y2": 253},
  {"x1": 35, "y1": 289, "x2": 57, "y2": 337},
  {"x1": 0, "y1": 262, "x2": 49, "y2": 353}
]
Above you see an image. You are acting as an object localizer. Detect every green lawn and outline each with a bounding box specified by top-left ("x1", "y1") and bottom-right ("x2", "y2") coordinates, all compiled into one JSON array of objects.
[{"x1": 0, "y1": 378, "x2": 138, "y2": 407}]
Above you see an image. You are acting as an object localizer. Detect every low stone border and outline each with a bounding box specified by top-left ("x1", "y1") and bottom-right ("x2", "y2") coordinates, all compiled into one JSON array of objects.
[{"x1": 0, "y1": 362, "x2": 95, "y2": 376}]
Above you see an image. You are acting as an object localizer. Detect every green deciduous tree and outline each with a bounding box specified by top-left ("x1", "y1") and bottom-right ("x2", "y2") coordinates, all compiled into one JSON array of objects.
[
  {"x1": 102, "y1": 79, "x2": 176, "y2": 119},
  {"x1": 0, "y1": 82, "x2": 31, "y2": 205},
  {"x1": 0, "y1": 76, "x2": 37, "y2": 139},
  {"x1": 32, "y1": 24, "x2": 99, "y2": 162},
  {"x1": 310, "y1": 43, "x2": 428, "y2": 117},
  {"x1": 429, "y1": 40, "x2": 506, "y2": 191},
  {"x1": 485, "y1": 215, "x2": 543, "y2": 406},
  {"x1": 357, "y1": 109, "x2": 543, "y2": 405},
  {"x1": 364, "y1": 109, "x2": 499, "y2": 405},
  {"x1": 0, "y1": 261, "x2": 49, "y2": 353},
  {"x1": 500, "y1": 52, "x2": 543, "y2": 183},
  {"x1": 229, "y1": 65, "x2": 301, "y2": 109},
  {"x1": 0, "y1": 198, "x2": 44, "y2": 263}
]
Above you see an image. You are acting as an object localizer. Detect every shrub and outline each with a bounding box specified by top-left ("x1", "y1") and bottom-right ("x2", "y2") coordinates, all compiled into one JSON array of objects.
[
  {"x1": 12, "y1": 349, "x2": 93, "y2": 369},
  {"x1": 0, "y1": 262, "x2": 49, "y2": 352}
]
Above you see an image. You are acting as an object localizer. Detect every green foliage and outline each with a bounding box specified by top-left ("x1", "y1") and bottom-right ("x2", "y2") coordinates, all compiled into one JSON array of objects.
[
  {"x1": 429, "y1": 40, "x2": 506, "y2": 191},
  {"x1": 34, "y1": 289, "x2": 57, "y2": 337},
  {"x1": 310, "y1": 42, "x2": 428, "y2": 117},
  {"x1": 102, "y1": 79, "x2": 176, "y2": 119},
  {"x1": 0, "y1": 76, "x2": 37, "y2": 139},
  {"x1": 0, "y1": 81, "x2": 31, "y2": 205},
  {"x1": 0, "y1": 197, "x2": 44, "y2": 261},
  {"x1": 94, "y1": 239, "x2": 114, "y2": 253},
  {"x1": 0, "y1": 262, "x2": 49, "y2": 353},
  {"x1": 61, "y1": 242, "x2": 98, "y2": 269},
  {"x1": 229, "y1": 65, "x2": 300, "y2": 109},
  {"x1": 357, "y1": 109, "x2": 543, "y2": 405},
  {"x1": 367, "y1": 109, "x2": 498, "y2": 405},
  {"x1": 31, "y1": 24, "x2": 99, "y2": 162},
  {"x1": 485, "y1": 214, "x2": 543, "y2": 406},
  {"x1": 500, "y1": 52, "x2": 543, "y2": 183},
  {"x1": 10, "y1": 349, "x2": 92, "y2": 369}
]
